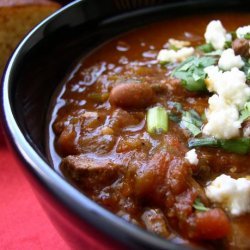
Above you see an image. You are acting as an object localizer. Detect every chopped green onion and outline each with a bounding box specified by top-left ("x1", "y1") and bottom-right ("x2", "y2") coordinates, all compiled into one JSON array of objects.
[
  {"x1": 220, "y1": 138, "x2": 250, "y2": 154},
  {"x1": 244, "y1": 33, "x2": 250, "y2": 40},
  {"x1": 239, "y1": 102, "x2": 250, "y2": 122},
  {"x1": 189, "y1": 137, "x2": 250, "y2": 155},
  {"x1": 147, "y1": 107, "x2": 168, "y2": 134},
  {"x1": 205, "y1": 50, "x2": 223, "y2": 56},
  {"x1": 188, "y1": 138, "x2": 219, "y2": 148},
  {"x1": 180, "y1": 110, "x2": 202, "y2": 136},
  {"x1": 197, "y1": 43, "x2": 214, "y2": 53},
  {"x1": 193, "y1": 198, "x2": 209, "y2": 212},
  {"x1": 172, "y1": 56, "x2": 216, "y2": 92}
]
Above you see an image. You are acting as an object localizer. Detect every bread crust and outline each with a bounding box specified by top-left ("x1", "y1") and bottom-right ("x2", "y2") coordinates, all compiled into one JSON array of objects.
[
  {"x1": 0, "y1": 0, "x2": 61, "y2": 75},
  {"x1": 0, "y1": 0, "x2": 60, "y2": 7}
]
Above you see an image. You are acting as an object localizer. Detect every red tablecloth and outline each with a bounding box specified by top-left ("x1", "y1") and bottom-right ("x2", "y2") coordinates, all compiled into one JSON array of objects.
[{"x1": 0, "y1": 129, "x2": 70, "y2": 250}]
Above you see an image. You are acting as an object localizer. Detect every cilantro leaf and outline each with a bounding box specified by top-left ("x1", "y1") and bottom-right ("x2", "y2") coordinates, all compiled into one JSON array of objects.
[
  {"x1": 239, "y1": 102, "x2": 250, "y2": 122},
  {"x1": 172, "y1": 56, "x2": 217, "y2": 92},
  {"x1": 167, "y1": 101, "x2": 183, "y2": 112},
  {"x1": 197, "y1": 43, "x2": 214, "y2": 53},
  {"x1": 167, "y1": 101, "x2": 183, "y2": 123},
  {"x1": 243, "y1": 59, "x2": 250, "y2": 81},
  {"x1": 244, "y1": 33, "x2": 250, "y2": 40},
  {"x1": 224, "y1": 40, "x2": 232, "y2": 49},
  {"x1": 194, "y1": 56, "x2": 216, "y2": 68},
  {"x1": 180, "y1": 109, "x2": 203, "y2": 136},
  {"x1": 167, "y1": 101, "x2": 203, "y2": 136},
  {"x1": 193, "y1": 198, "x2": 209, "y2": 212},
  {"x1": 168, "y1": 113, "x2": 181, "y2": 123},
  {"x1": 174, "y1": 56, "x2": 195, "y2": 71},
  {"x1": 205, "y1": 50, "x2": 223, "y2": 56}
]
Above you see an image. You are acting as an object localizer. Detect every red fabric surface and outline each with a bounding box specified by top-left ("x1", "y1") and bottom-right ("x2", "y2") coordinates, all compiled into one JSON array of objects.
[{"x1": 0, "y1": 130, "x2": 70, "y2": 250}]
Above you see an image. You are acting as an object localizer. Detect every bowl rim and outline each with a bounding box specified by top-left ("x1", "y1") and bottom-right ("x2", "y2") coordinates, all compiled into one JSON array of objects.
[{"x1": 1, "y1": 0, "x2": 233, "y2": 249}]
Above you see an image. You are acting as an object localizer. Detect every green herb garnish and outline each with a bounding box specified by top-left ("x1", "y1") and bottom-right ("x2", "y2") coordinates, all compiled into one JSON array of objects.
[
  {"x1": 147, "y1": 107, "x2": 168, "y2": 134},
  {"x1": 167, "y1": 101, "x2": 183, "y2": 122},
  {"x1": 197, "y1": 43, "x2": 214, "y2": 53},
  {"x1": 239, "y1": 102, "x2": 250, "y2": 122},
  {"x1": 244, "y1": 33, "x2": 250, "y2": 40},
  {"x1": 172, "y1": 56, "x2": 217, "y2": 91},
  {"x1": 230, "y1": 31, "x2": 237, "y2": 40},
  {"x1": 180, "y1": 110, "x2": 203, "y2": 136},
  {"x1": 205, "y1": 50, "x2": 223, "y2": 56},
  {"x1": 220, "y1": 138, "x2": 250, "y2": 154},
  {"x1": 189, "y1": 137, "x2": 250, "y2": 155},
  {"x1": 224, "y1": 40, "x2": 232, "y2": 49},
  {"x1": 167, "y1": 101, "x2": 203, "y2": 136},
  {"x1": 188, "y1": 137, "x2": 218, "y2": 148},
  {"x1": 168, "y1": 114, "x2": 181, "y2": 123},
  {"x1": 193, "y1": 198, "x2": 209, "y2": 212},
  {"x1": 167, "y1": 101, "x2": 183, "y2": 113},
  {"x1": 169, "y1": 44, "x2": 179, "y2": 51},
  {"x1": 243, "y1": 59, "x2": 250, "y2": 81}
]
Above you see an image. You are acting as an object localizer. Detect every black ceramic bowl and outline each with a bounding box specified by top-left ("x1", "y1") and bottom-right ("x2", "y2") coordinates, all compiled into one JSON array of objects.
[{"x1": 1, "y1": 0, "x2": 249, "y2": 249}]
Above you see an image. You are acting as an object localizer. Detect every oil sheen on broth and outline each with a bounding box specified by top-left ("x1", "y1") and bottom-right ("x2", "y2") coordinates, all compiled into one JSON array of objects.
[{"x1": 48, "y1": 12, "x2": 250, "y2": 249}]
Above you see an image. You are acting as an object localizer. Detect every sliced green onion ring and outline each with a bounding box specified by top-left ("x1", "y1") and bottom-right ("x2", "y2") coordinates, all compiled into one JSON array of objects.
[{"x1": 147, "y1": 107, "x2": 168, "y2": 134}]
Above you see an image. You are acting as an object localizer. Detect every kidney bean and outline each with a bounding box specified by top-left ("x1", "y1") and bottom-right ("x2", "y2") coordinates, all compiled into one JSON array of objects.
[
  {"x1": 232, "y1": 38, "x2": 249, "y2": 58},
  {"x1": 109, "y1": 82, "x2": 155, "y2": 109}
]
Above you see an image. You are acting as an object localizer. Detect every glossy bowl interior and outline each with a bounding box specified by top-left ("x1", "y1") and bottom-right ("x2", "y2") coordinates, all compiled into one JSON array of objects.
[{"x1": 1, "y1": 0, "x2": 250, "y2": 249}]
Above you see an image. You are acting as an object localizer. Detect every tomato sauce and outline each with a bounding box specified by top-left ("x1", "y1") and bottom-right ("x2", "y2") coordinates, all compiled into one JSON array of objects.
[{"x1": 49, "y1": 12, "x2": 250, "y2": 249}]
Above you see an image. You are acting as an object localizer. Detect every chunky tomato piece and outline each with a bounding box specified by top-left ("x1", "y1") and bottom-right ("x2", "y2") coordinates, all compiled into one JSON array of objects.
[{"x1": 195, "y1": 208, "x2": 231, "y2": 239}]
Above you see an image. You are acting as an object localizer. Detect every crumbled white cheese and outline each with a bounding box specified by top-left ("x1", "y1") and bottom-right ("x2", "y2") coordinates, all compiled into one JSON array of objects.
[
  {"x1": 157, "y1": 47, "x2": 194, "y2": 63},
  {"x1": 203, "y1": 65, "x2": 250, "y2": 139},
  {"x1": 236, "y1": 25, "x2": 250, "y2": 39},
  {"x1": 202, "y1": 94, "x2": 241, "y2": 139},
  {"x1": 204, "y1": 65, "x2": 222, "y2": 92},
  {"x1": 206, "y1": 174, "x2": 250, "y2": 216},
  {"x1": 204, "y1": 20, "x2": 227, "y2": 50},
  {"x1": 205, "y1": 66, "x2": 250, "y2": 109},
  {"x1": 217, "y1": 68, "x2": 250, "y2": 108},
  {"x1": 185, "y1": 149, "x2": 199, "y2": 165},
  {"x1": 157, "y1": 49, "x2": 175, "y2": 62},
  {"x1": 218, "y1": 48, "x2": 245, "y2": 71},
  {"x1": 168, "y1": 38, "x2": 191, "y2": 49}
]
